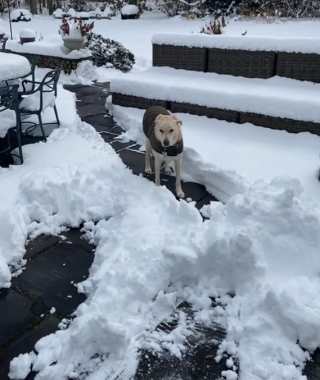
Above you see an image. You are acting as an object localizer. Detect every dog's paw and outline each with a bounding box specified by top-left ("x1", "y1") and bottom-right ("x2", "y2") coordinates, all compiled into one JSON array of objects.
[
  {"x1": 176, "y1": 190, "x2": 185, "y2": 199},
  {"x1": 145, "y1": 168, "x2": 152, "y2": 174}
]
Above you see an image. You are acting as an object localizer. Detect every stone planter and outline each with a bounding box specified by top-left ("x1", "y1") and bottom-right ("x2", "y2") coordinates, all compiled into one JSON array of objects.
[
  {"x1": 0, "y1": 34, "x2": 5, "y2": 41},
  {"x1": 63, "y1": 38, "x2": 84, "y2": 51},
  {"x1": 20, "y1": 37, "x2": 35, "y2": 44}
]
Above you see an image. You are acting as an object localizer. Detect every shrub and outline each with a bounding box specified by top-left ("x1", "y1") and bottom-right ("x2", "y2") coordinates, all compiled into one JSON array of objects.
[{"x1": 84, "y1": 32, "x2": 135, "y2": 73}]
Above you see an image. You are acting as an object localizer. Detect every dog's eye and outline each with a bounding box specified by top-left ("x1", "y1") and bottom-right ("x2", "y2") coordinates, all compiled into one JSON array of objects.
[
  {"x1": 169, "y1": 129, "x2": 174, "y2": 133},
  {"x1": 159, "y1": 129, "x2": 164, "y2": 133}
]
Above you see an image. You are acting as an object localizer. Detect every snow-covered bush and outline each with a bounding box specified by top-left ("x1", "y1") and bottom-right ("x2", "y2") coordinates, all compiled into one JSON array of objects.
[
  {"x1": 0, "y1": 27, "x2": 5, "y2": 37},
  {"x1": 19, "y1": 29, "x2": 36, "y2": 38},
  {"x1": 200, "y1": 17, "x2": 226, "y2": 35},
  {"x1": 84, "y1": 32, "x2": 135, "y2": 72},
  {"x1": 78, "y1": 11, "x2": 90, "y2": 19},
  {"x1": 68, "y1": 8, "x2": 76, "y2": 16},
  {"x1": 53, "y1": 8, "x2": 63, "y2": 17},
  {"x1": 10, "y1": 8, "x2": 31, "y2": 22},
  {"x1": 121, "y1": 4, "x2": 140, "y2": 18}
]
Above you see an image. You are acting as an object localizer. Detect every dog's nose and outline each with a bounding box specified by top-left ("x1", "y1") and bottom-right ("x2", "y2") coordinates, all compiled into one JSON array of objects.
[{"x1": 163, "y1": 139, "x2": 169, "y2": 146}]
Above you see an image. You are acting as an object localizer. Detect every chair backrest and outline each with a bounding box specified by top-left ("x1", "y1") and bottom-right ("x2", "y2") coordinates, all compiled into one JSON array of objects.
[
  {"x1": 40, "y1": 69, "x2": 61, "y2": 97},
  {"x1": 0, "y1": 84, "x2": 19, "y2": 113}
]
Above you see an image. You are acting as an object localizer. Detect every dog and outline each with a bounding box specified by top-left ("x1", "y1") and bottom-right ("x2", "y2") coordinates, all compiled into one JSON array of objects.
[{"x1": 143, "y1": 106, "x2": 185, "y2": 198}]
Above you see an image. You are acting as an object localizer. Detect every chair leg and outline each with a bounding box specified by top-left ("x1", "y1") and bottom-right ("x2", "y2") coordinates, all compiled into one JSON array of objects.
[
  {"x1": 16, "y1": 119, "x2": 23, "y2": 165},
  {"x1": 38, "y1": 113, "x2": 47, "y2": 142},
  {"x1": 54, "y1": 105, "x2": 60, "y2": 126}
]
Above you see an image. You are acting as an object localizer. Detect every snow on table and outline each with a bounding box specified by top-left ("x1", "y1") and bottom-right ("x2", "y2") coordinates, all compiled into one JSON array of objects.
[
  {"x1": 152, "y1": 32, "x2": 320, "y2": 54},
  {"x1": 111, "y1": 67, "x2": 320, "y2": 123},
  {"x1": 6, "y1": 38, "x2": 91, "y2": 59},
  {"x1": 121, "y1": 4, "x2": 139, "y2": 15},
  {"x1": 0, "y1": 52, "x2": 30, "y2": 82}
]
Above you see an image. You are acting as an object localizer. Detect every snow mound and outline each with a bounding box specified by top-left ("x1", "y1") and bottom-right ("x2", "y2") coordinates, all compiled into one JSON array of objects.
[
  {"x1": 19, "y1": 29, "x2": 36, "y2": 38},
  {"x1": 121, "y1": 4, "x2": 139, "y2": 15},
  {"x1": 10, "y1": 9, "x2": 31, "y2": 22}
]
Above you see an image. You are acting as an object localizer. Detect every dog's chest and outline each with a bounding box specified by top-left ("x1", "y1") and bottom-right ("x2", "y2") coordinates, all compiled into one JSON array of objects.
[{"x1": 160, "y1": 151, "x2": 180, "y2": 162}]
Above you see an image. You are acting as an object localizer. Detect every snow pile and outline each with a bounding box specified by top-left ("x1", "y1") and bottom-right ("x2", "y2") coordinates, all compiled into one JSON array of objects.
[
  {"x1": 110, "y1": 66, "x2": 320, "y2": 123},
  {"x1": 121, "y1": 4, "x2": 139, "y2": 15},
  {"x1": 19, "y1": 29, "x2": 36, "y2": 38},
  {"x1": 10, "y1": 9, "x2": 31, "y2": 22},
  {"x1": 19, "y1": 92, "x2": 56, "y2": 112},
  {"x1": 0, "y1": 27, "x2": 5, "y2": 35},
  {"x1": 8, "y1": 167, "x2": 320, "y2": 380},
  {"x1": 152, "y1": 32, "x2": 320, "y2": 54},
  {"x1": 0, "y1": 52, "x2": 30, "y2": 82},
  {"x1": 53, "y1": 9, "x2": 63, "y2": 17}
]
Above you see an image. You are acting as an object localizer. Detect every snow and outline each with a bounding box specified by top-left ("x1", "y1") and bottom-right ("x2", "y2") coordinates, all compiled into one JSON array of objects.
[
  {"x1": 0, "y1": 52, "x2": 31, "y2": 82},
  {"x1": 121, "y1": 5, "x2": 139, "y2": 15},
  {"x1": 19, "y1": 29, "x2": 36, "y2": 38},
  {"x1": 0, "y1": 26, "x2": 5, "y2": 35},
  {"x1": 6, "y1": 38, "x2": 91, "y2": 58},
  {"x1": 111, "y1": 66, "x2": 320, "y2": 123},
  {"x1": 53, "y1": 9, "x2": 63, "y2": 17},
  {"x1": 0, "y1": 110, "x2": 17, "y2": 138},
  {"x1": 2, "y1": 13, "x2": 320, "y2": 380},
  {"x1": 10, "y1": 9, "x2": 31, "y2": 22},
  {"x1": 19, "y1": 92, "x2": 56, "y2": 111},
  {"x1": 94, "y1": 7, "x2": 102, "y2": 15},
  {"x1": 152, "y1": 32, "x2": 320, "y2": 54}
]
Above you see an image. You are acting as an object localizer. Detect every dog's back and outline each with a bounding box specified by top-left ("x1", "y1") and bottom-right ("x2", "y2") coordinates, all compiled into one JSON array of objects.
[{"x1": 143, "y1": 106, "x2": 170, "y2": 139}]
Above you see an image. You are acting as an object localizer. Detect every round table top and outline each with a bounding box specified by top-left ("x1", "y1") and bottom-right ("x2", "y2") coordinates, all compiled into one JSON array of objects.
[{"x1": 0, "y1": 52, "x2": 31, "y2": 82}]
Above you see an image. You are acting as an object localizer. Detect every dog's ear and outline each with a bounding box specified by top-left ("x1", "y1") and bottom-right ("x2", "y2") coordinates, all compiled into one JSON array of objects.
[
  {"x1": 172, "y1": 115, "x2": 182, "y2": 126},
  {"x1": 155, "y1": 114, "x2": 165, "y2": 122}
]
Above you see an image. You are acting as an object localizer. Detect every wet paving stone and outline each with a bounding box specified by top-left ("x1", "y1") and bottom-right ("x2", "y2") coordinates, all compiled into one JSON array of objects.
[
  {"x1": 25, "y1": 235, "x2": 60, "y2": 260},
  {"x1": 0, "y1": 289, "x2": 41, "y2": 347},
  {"x1": 0, "y1": 316, "x2": 60, "y2": 380},
  {"x1": 12, "y1": 242, "x2": 93, "y2": 317},
  {"x1": 77, "y1": 104, "x2": 106, "y2": 119},
  {"x1": 81, "y1": 114, "x2": 117, "y2": 129}
]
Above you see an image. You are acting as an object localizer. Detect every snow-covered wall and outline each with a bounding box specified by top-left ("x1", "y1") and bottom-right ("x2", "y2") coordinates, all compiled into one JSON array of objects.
[{"x1": 152, "y1": 33, "x2": 320, "y2": 54}]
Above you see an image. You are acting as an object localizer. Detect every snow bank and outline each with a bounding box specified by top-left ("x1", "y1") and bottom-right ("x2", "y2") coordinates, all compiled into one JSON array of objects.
[
  {"x1": 6, "y1": 37, "x2": 91, "y2": 58},
  {"x1": 121, "y1": 4, "x2": 139, "y2": 15},
  {"x1": 0, "y1": 27, "x2": 5, "y2": 35},
  {"x1": 19, "y1": 29, "x2": 36, "y2": 38},
  {"x1": 110, "y1": 67, "x2": 320, "y2": 123},
  {"x1": 152, "y1": 32, "x2": 320, "y2": 54},
  {"x1": 8, "y1": 165, "x2": 320, "y2": 380}
]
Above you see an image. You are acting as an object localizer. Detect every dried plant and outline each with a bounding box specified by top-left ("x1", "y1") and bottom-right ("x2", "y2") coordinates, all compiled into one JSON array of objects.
[
  {"x1": 200, "y1": 16, "x2": 226, "y2": 35},
  {"x1": 59, "y1": 16, "x2": 94, "y2": 38}
]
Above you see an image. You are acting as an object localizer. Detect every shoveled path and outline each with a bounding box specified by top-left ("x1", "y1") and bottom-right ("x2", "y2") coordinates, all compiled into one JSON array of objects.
[{"x1": 0, "y1": 83, "x2": 318, "y2": 380}]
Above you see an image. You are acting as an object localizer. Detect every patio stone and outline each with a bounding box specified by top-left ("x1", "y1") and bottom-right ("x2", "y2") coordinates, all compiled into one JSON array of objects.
[
  {"x1": 195, "y1": 194, "x2": 218, "y2": 211},
  {"x1": 76, "y1": 93, "x2": 109, "y2": 105},
  {"x1": 59, "y1": 228, "x2": 94, "y2": 254},
  {"x1": 0, "y1": 289, "x2": 40, "y2": 347},
  {"x1": 67, "y1": 85, "x2": 107, "y2": 96},
  {"x1": 0, "y1": 316, "x2": 60, "y2": 380},
  {"x1": 110, "y1": 140, "x2": 137, "y2": 152},
  {"x1": 25, "y1": 234, "x2": 60, "y2": 260},
  {"x1": 81, "y1": 114, "x2": 117, "y2": 129},
  {"x1": 118, "y1": 148, "x2": 145, "y2": 168},
  {"x1": 12, "y1": 242, "x2": 93, "y2": 317},
  {"x1": 77, "y1": 104, "x2": 107, "y2": 119}
]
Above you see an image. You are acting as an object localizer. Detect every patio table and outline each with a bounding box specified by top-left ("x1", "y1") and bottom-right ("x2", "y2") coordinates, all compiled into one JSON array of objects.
[{"x1": 0, "y1": 52, "x2": 31, "y2": 82}]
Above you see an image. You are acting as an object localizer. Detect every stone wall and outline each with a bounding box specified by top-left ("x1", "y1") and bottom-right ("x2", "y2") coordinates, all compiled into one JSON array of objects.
[{"x1": 5, "y1": 50, "x2": 91, "y2": 75}]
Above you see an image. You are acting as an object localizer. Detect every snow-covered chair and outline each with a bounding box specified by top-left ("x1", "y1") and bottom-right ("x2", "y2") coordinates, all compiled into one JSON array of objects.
[{"x1": 18, "y1": 69, "x2": 61, "y2": 142}]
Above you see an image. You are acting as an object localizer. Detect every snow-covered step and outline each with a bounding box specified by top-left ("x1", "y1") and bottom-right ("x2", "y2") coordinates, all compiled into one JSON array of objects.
[{"x1": 110, "y1": 67, "x2": 320, "y2": 135}]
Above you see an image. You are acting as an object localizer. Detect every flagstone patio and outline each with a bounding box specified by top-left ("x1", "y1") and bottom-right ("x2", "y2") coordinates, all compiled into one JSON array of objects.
[{"x1": 0, "y1": 83, "x2": 318, "y2": 380}]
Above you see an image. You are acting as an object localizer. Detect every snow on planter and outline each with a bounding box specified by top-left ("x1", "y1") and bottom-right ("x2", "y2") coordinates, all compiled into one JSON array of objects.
[
  {"x1": 10, "y1": 8, "x2": 31, "y2": 22},
  {"x1": 0, "y1": 27, "x2": 5, "y2": 36},
  {"x1": 121, "y1": 4, "x2": 139, "y2": 15},
  {"x1": 110, "y1": 66, "x2": 320, "y2": 123},
  {"x1": 152, "y1": 32, "x2": 320, "y2": 54},
  {"x1": 19, "y1": 29, "x2": 36, "y2": 39}
]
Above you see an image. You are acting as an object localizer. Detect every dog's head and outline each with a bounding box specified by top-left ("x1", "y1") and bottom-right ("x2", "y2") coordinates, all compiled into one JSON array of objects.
[{"x1": 154, "y1": 114, "x2": 182, "y2": 147}]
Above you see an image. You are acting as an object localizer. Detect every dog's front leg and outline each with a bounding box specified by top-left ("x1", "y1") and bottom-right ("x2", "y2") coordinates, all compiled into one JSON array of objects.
[
  {"x1": 145, "y1": 138, "x2": 152, "y2": 174},
  {"x1": 174, "y1": 156, "x2": 185, "y2": 198},
  {"x1": 154, "y1": 155, "x2": 162, "y2": 186}
]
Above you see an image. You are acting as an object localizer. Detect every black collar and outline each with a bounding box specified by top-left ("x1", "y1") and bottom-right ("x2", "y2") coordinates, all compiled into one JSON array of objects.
[{"x1": 162, "y1": 143, "x2": 183, "y2": 157}]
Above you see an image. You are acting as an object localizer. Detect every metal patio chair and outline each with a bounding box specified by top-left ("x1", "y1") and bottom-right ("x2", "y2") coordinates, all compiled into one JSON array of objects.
[
  {"x1": 18, "y1": 69, "x2": 61, "y2": 141},
  {"x1": 0, "y1": 84, "x2": 23, "y2": 164}
]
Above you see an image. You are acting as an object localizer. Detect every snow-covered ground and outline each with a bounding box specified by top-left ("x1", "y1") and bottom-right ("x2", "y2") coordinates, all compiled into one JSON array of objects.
[{"x1": 0, "y1": 12, "x2": 320, "y2": 380}]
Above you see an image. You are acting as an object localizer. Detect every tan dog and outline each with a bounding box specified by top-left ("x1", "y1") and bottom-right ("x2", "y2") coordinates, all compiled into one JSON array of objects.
[{"x1": 143, "y1": 106, "x2": 184, "y2": 198}]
